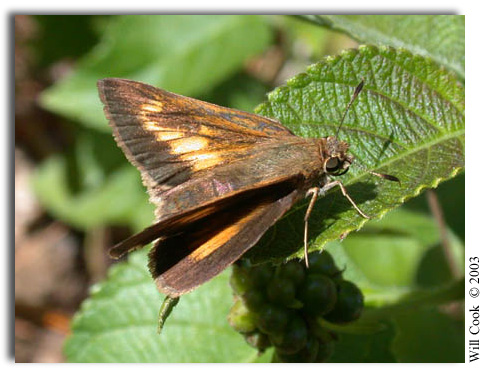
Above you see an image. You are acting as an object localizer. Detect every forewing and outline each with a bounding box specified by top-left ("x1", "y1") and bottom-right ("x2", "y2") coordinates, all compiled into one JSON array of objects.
[{"x1": 97, "y1": 78, "x2": 293, "y2": 194}]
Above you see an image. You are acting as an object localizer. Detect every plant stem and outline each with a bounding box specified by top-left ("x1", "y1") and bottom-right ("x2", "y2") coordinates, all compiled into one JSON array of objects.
[{"x1": 426, "y1": 190, "x2": 462, "y2": 279}]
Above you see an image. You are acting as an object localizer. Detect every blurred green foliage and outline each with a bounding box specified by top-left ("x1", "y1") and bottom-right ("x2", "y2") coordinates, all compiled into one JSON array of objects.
[
  {"x1": 22, "y1": 15, "x2": 464, "y2": 362},
  {"x1": 301, "y1": 15, "x2": 465, "y2": 78}
]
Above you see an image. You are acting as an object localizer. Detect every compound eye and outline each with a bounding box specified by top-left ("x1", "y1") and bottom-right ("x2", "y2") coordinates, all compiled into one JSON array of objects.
[{"x1": 325, "y1": 157, "x2": 341, "y2": 173}]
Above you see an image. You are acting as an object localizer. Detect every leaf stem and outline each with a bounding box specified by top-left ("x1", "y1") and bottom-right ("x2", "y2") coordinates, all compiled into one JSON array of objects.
[{"x1": 426, "y1": 189, "x2": 462, "y2": 279}]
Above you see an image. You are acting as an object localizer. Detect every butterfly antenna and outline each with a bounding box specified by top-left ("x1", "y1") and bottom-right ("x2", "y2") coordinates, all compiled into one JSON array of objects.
[{"x1": 335, "y1": 79, "x2": 365, "y2": 137}]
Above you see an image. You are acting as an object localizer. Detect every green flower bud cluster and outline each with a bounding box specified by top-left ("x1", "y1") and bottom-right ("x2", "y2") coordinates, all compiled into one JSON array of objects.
[{"x1": 227, "y1": 251, "x2": 363, "y2": 363}]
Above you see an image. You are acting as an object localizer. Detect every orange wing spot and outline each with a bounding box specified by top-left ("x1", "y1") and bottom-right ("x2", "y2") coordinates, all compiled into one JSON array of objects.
[
  {"x1": 143, "y1": 121, "x2": 181, "y2": 134},
  {"x1": 189, "y1": 223, "x2": 241, "y2": 261},
  {"x1": 156, "y1": 132, "x2": 184, "y2": 141},
  {"x1": 170, "y1": 137, "x2": 209, "y2": 154},
  {"x1": 188, "y1": 202, "x2": 268, "y2": 261},
  {"x1": 197, "y1": 125, "x2": 217, "y2": 136},
  {"x1": 189, "y1": 152, "x2": 223, "y2": 170},
  {"x1": 141, "y1": 103, "x2": 163, "y2": 113},
  {"x1": 143, "y1": 121, "x2": 160, "y2": 131}
]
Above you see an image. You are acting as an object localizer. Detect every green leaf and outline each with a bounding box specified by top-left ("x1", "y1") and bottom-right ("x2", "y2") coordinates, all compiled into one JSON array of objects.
[
  {"x1": 340, "y1": 208, "x2": 464, "y2": 290},
  {"x1": 65, "y1": 207, "x2": 463, "y2": 362},
  {"x1": 327, "y1": 237, "x2": 464, "y2": 363},
  {"x1": 392, "y1": 307, "x2": 464, "y2": 362},
  {"x1": 248, "y1": 45, "x2": 464, "y2": 264},
  {"x1": 64, "y1": 250, "x2": 265, "y2": 362},
  {"x1": 363, "y1": 279, "x2": 464, "y2": 321},
  {"x1": 318, "y1": 206, "x2": 464, "y2": 308},
  {"x1": 302, "y1": 15, "x2": 465, "y2": 78},
  {"x1": 202, "y1": 72, "x2": 270, "y2": 113},
  {"x1": 40, "y1": 15, "x2": 272, "y2": 131},
  {"x1": 328, "y1": 321, "x2": 396, "y2": 362},
  {"x1": 404, "y1": 172, "x2": 464, "y2": 240},
  {"x1": 34, "y1": 16, "x2": 100, "y2": 68},
  {"x1": 33, "y1": 153, "x2": 153, "y2": 231},
  {"x1": 31, "y1": 127, "x2": 155, "y2": 232}
]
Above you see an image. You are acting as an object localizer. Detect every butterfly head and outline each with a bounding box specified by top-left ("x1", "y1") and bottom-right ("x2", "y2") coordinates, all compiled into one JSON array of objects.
[{"x1": 323, "y1": 136, "x2": 353, "y2": 177}]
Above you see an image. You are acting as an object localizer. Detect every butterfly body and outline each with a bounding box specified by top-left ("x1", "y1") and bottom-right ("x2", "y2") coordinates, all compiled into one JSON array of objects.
[{"x1": 98, "y1": 78, "x2": 354, "y2": 297}]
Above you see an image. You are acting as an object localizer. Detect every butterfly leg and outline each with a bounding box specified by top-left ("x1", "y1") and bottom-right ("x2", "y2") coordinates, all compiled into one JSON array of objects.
[
  {"x1": 304, "y1": 187, "x2": 320, "y2": 268},
  {"x1": 320, "y1": 180, "x2": 370, "y2": 219}
]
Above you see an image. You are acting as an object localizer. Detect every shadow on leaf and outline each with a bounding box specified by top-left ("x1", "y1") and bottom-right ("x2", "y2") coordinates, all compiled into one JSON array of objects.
[{"x1": 247, "y1": 182, "x2": 378, "y2": 263}]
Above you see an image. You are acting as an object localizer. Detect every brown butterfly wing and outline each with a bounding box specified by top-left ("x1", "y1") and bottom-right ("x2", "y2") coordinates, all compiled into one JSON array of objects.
[
  {"x1": 98, "y1": 78, "x2": 293, "y2": 197},
  {"x1": 108, "y1": 172, "x2": 303, "y2": 259},
  {"x1": 98, "y1": 77, "x2": 313, "y2": 224},
  {"x1": 149, "y1": 186, "x2": 301, "y2": 297},
  {"x1": 98, "y1": 79, "x2": 316, "y2": 295}
]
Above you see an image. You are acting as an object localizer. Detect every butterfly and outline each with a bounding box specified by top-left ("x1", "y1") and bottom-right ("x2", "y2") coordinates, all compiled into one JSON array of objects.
[{"x1": 98, "y1": 78, "x2": 397, "y2": 298}]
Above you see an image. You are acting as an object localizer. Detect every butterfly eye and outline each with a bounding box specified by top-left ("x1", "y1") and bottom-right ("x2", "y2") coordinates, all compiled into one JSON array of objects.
[{"x1": 325, "y1": 157, "x2": 341, "y2": 173}]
